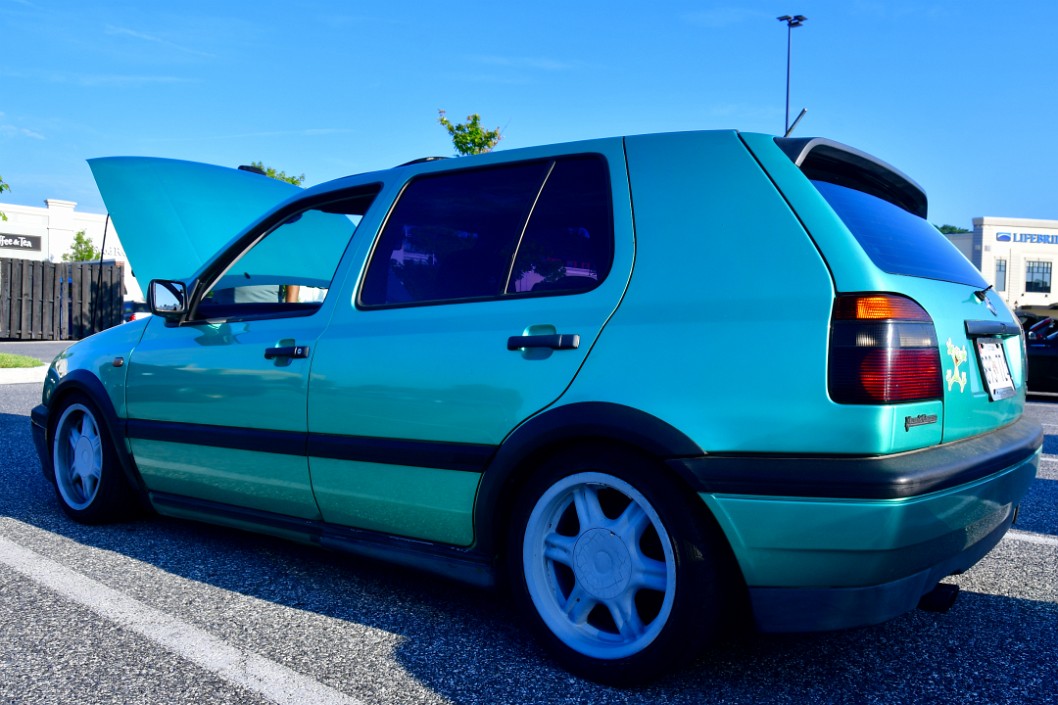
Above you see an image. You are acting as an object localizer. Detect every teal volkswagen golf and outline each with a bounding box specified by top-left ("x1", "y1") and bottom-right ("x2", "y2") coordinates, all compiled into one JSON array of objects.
[{"x1": 32, "y1": 131, "x2": 1041, "y2": 684}]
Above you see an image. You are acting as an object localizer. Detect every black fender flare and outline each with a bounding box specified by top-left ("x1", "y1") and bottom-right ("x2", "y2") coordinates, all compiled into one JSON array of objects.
[
  {"x1": 473, "y1": 401, "x2": 703, "y2": 557},
  {"x1": 43, "y1": 370, "x2": 150, "y2": 504}
]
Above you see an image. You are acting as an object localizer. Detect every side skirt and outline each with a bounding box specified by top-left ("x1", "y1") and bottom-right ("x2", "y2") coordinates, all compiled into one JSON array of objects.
[{"x1": 149, "y1": 492, "x2": 497, "y2": 589}]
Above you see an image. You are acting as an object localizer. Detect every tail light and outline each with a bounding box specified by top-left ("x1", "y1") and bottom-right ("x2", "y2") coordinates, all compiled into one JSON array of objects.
[{"x1": 829, "y1": 294, "x2": 942, "y2": 404}]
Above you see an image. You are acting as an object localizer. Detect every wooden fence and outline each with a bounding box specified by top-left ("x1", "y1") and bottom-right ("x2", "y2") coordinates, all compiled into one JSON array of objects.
[{"x1": 0, "y1": 257, "x2": 124, "y2": 340}]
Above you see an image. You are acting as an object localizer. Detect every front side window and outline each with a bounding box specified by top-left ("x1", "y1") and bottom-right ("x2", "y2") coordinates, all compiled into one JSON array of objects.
[
  {"x1": 995, "y1": 259, "x2": 1007, "y2": 292},
  {"x1": 360, "y1": 156, "x2": 613, "y2": 307},
  {"x1": 197, "y1": 190, "x2": 378, "y2": 319},
  {"x1": 1026, "y1": 260, "x2": 1051, "y2": 293}
]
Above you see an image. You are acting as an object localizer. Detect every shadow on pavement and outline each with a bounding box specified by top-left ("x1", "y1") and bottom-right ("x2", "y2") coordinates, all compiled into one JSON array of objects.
[{"x1": 1, "y1": 405, "x2": 1055, "y2": 705}]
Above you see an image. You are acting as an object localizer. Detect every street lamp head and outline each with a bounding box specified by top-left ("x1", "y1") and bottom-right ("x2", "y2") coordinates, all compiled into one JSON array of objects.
[{"x1": 777, "y1": 14, "x2": 807, "y2": 28}]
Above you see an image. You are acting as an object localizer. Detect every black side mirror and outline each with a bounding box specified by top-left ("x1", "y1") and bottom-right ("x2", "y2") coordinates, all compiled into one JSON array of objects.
[{"x1": 149, "y1": 279, "x2": 189, "y2": 318}]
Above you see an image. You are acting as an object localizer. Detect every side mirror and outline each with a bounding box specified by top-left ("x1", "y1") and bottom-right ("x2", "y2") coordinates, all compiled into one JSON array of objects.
[{"x1": 149, "y1": 280, "x2": 189, "y2": 318}]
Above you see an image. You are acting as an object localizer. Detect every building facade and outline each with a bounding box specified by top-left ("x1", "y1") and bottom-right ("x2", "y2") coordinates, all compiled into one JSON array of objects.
[
  {"x1": 0, "y1": 199, "x2": 141, "y2": 300},
  {"x1": 948, "y1": 216, "x2": 1058, "y2": 312}
]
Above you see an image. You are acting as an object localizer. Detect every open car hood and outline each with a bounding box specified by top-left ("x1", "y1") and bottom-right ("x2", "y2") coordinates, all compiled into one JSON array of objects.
[{"x1": 89, "y1": 157, "x2": 302, "y2": 294}]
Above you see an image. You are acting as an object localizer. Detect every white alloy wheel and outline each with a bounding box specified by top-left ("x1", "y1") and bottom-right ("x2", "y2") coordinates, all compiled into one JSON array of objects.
[
  {"x1": 521, "y1": 471, "x2": 677, "y2": 660},
  {"x1": 52, "y1": 402, "x2": 105, "y2": 511}
]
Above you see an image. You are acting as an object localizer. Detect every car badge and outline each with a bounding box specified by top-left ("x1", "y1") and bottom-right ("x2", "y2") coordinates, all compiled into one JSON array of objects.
[
  {"x1": 905, "y1": 413, "x2": 938, "y2": 432},
  {"x1": 945, "y1": 338, "x2": 967, "y2": 392}
]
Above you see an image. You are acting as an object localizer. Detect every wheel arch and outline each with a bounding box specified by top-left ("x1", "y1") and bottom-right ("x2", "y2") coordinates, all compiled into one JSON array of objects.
[
  {"x1": 474, "y1": 402, "x2": 708, "y2": 558},
  {"x1": 44, "y1": 371, "x2": 149, "y2": 505}
]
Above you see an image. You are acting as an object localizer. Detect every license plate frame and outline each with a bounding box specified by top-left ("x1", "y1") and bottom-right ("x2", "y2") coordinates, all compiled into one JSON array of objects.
[{"x1": 975, "y1": 337, "x2": 1016, "y2": 401}]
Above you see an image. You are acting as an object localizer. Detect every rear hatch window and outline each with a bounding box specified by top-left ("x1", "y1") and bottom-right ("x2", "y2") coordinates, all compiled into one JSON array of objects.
[
  {"x1": 808, "y1": 175, "x2": 1020, "y2": 444},
  {"x1": 812, "y1": 179, "x2": 987, "y2": 288}
]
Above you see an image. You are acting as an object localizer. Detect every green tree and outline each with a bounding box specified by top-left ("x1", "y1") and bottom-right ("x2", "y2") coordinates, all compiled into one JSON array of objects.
[
  {"x1": 0, "y1": 174, "x2": 10, "y2": 222},
  {"x1": 247, "y1": 161, "x2": 305, "y2": 186},
  {"x1": 438, "y1": 110, "x2": 502, "y2": 156},
  {"x1": 62, "y1": 230, "x2": 100, "y2": 262},
  {"x1": 936, "y1": 224, "x2": 971, "y2": 234}
]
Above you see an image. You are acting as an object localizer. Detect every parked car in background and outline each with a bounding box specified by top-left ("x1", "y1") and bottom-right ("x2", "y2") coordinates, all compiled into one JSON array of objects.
[
  {"x1": 1016, "y1": 310, "x2": 1057, "y2": 340},
  {"x1": 1026, "y1": 340, "x2": 1058, "y2": 392},
  {"x1": 32, "y1": 131, "x2": 1041, "y2": 684},
  {"x1": 1015, "y1": 310, "x2": 1058, "y2": 392},
  {"x1": 121, "y1": 300, "x2": 151, "y2": 323}
]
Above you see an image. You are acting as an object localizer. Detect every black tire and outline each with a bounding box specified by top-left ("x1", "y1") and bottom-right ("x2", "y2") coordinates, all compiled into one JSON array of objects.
[
  {"x1": 507, "y1": 444, "x2": 729, "y2": 685},
  {"x1": 49, "y1": 394, "x2": 132, "y2": 523}
]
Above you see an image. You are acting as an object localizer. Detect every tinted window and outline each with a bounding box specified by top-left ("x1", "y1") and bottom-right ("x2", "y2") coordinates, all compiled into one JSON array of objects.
[
  {"x1": 813, "y1": 180, "x2": 986, "y2": 288},
  {"x1": 361, "y1": 156, "x2": 613, "y2": 307},
  {"x1": 507, "y1": 158, "x2": 614, "y2": 294}
]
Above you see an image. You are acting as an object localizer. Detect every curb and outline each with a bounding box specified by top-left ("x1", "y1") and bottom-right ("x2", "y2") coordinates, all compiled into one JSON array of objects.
[{"x1": 0, "y1": 366, "x2": 48, "y2": 385}]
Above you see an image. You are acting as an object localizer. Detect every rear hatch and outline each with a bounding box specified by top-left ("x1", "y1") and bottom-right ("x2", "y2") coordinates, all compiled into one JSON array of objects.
[{"x1": 743, "y1": 134, "x2": 1023, "y2": 446}]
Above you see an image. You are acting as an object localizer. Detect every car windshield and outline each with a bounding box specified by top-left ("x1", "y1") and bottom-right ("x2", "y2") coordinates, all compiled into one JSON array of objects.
[{"x1": 813, "y1": 179, "x2": 987, "y2": 288}]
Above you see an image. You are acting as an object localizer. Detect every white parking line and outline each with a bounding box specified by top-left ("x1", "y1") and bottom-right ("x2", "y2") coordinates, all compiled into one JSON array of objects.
[
  {"x1": 1004, "y1": 529, "x2": 1058, "y2": 547},
  {"x1": 0, "y1": 536, "x2": 364, "y2": 705}
]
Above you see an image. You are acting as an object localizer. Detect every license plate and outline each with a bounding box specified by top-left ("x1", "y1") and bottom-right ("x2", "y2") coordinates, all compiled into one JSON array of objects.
[{"x1": 976, "y1": 338, "x2": 1016, "y2": 401}]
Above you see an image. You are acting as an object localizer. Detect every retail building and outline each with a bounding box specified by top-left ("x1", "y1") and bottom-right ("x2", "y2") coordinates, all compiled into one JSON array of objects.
[
  {"x1": 947, "y1": 216, "x2": 1058, "y2": 313},
  {"x1": 0, "y1": 199, "x2": 141, "y2": 300}
]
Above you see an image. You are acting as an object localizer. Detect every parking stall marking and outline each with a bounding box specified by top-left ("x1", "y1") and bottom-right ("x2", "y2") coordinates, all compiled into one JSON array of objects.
[{"x1": 0, "y1": 535, "x2": 365, "y2": 705}]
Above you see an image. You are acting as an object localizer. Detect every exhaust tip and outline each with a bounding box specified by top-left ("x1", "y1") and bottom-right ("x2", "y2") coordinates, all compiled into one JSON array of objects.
[{"x1": 918, "y1": 582, "x2": 961, "y2": 613}]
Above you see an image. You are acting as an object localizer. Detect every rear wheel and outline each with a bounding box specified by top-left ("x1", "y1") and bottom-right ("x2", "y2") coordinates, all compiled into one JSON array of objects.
[
  {"x1": 50, "y1": 396, "x2": 131, "y2": 523},
  {"x1": 509, "y1": 446, "x2": 727, "y2": 684}
]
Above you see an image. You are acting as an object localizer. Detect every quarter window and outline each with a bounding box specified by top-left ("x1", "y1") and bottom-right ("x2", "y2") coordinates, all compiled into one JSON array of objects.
[
  {"x1": 1026, "y1": 260, "x2": 1051, "y2": 294},
  {"x1": 360, "y1": 156, "x2": 613, "y2": 307}
]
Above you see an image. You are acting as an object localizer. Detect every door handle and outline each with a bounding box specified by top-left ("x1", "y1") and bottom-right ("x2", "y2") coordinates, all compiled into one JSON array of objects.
[
  {"x1": 264, "y1": 345, "x2": 310, "y2": 360},
  {"x1": 507, "y1": 334, "x2": 580, "y2": 351}
]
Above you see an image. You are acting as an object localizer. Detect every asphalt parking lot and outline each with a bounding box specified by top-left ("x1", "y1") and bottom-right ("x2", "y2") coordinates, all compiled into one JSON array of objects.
[{"x1": 0, "y1": 364, "x2": 1054, "y2": 704}]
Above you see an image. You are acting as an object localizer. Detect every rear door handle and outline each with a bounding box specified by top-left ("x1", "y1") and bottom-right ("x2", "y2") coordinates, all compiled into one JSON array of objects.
[
  {"x1": 507, "y1": 334, "x2": 580, "y2": 351},
  {"x1": 264, "y1": 345, "x2": 310, "y2": 360}
]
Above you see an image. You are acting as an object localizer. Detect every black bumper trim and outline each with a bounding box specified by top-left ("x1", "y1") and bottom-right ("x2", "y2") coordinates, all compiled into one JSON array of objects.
[{"x1": 668, "y1": 417, "x2": 1042, "y2": 500}]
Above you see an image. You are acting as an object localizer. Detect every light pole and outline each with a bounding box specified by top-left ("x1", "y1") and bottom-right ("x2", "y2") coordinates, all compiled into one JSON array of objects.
[{"x1": 777, "y1": 14, "x2": 806, "y2": 135}]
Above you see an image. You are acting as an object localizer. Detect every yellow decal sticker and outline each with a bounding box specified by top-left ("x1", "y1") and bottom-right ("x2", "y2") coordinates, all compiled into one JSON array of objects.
[{"x1": 945, "y1": 338, "x2": 967, "y2": 392}]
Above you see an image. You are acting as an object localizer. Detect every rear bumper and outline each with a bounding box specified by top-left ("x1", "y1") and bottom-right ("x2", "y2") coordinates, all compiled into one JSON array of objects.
[{"x1": 680, "y1": 417, "x2": 1042, "y2": 632}]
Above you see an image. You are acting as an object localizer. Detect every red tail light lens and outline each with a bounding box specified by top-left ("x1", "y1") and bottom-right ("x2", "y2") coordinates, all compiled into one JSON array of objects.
[{"x1": 829, "y1": 294, "x2": 942, "y2": 404}]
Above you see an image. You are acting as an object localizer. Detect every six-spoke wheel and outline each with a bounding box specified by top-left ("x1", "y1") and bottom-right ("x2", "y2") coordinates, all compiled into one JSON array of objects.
[
  {"x1": 50, "y1": 396, "x2": 130, "y2": 523},
  {"x1": 510, "y1": 447, "x2": 727, "y2": 684},
  {"x1": 522, "y1": 471, "x2": 676, "y2": 660}
]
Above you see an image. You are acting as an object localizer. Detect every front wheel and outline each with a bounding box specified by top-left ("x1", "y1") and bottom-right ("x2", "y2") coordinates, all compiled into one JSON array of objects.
[
  {"x1": 509, "y1": 447, "x2": 728, "y2": 684},
  {"x1": 50, "y1": 396, "x2": 131, "y2": 523}
]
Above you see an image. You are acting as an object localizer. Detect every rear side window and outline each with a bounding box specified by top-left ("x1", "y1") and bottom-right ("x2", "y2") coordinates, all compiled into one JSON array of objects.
[
  {"x1": 360, "y1": 155, "x2": 614, "y2": 307},
  {"x1": 813, "y1": 180, "x2": 987, "y2": 288}
]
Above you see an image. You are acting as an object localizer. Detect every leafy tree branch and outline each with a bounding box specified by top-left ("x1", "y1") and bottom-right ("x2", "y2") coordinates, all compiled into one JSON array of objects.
[{"x1": 438, "y1": 110, "x2": 502, "y2": 156}]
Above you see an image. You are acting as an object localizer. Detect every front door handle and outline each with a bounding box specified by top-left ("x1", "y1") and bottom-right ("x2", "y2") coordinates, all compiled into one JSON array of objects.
[
  {"x1": 264, "y1": 345, "x2": 310, "y2": 360},
  {"x1": 507, "y1": 334, "x2": 580, "y2": 351}
]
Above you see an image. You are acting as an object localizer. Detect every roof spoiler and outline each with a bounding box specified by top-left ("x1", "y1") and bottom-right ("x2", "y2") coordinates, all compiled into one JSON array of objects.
[{"x1": 775, "y1": 137, "x2": 928, "y2": 218}]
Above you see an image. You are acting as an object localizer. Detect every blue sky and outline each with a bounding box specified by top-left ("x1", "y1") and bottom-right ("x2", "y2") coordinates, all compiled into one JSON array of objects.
[{"x1": 2, "y1": 0, "x2": 1056, "y2": 228}]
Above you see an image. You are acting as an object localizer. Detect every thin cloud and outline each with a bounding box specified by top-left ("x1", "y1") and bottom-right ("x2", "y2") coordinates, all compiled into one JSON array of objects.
[
  {"x1": 469, "y1": 55, "x2": 578, "y2": 71},
  {"x1": 684, "y1": 8, "x2": 773, "y2": 28},
  {"x1": 141, "y1": 128, "x2": 359, "y2": 143},
  {"x1": 76, "y1": 73, "x2": 193, "y2": 88},
  {"x1": 105, "y1": 25, "x2": 215, "y2": 58},
  {"x1": 0, "y1": 125, "x2": 45, "y2": 140},
  {"x1": 0, "y1": 67, "x2": 192, "y2": 87},
  {"x1": 441, "y1": 71, "x2": 534, "y2": 86}
]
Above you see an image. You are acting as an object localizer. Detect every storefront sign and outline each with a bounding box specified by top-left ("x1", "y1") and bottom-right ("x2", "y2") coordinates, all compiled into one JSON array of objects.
[
  {"x1": 0, "y1": 234, "x2": 42, "y2": 252},
  {"x1": 996, "y1": 232, "x2": 1058, "y2": 244}
]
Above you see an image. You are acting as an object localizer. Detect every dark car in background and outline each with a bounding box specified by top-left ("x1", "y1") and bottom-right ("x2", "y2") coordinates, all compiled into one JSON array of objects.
[{"x1": 1017, "y1": 311, "x2": 1058, "y2": 392}]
